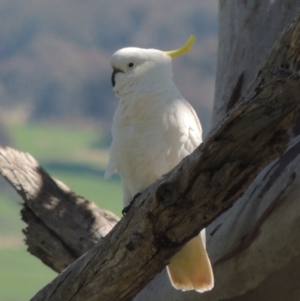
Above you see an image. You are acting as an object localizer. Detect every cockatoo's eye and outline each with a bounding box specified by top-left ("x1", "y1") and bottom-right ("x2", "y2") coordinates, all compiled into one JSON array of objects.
[{"x1": 128, "y1": 62, "x2": 134, "y2": 68}]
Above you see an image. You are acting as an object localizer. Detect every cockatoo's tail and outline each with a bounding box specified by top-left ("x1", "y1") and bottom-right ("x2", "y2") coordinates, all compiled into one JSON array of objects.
[{"x1": 165, "y1": 35, "x2": 196, "y2": 58}]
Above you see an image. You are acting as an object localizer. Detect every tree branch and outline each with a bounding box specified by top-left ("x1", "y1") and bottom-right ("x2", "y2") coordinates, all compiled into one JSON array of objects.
[
  {"x1": 135, "y1": 4, "x2": 300, "y2": 301},
  {"x1": 1, "y1": 8, "x2": 300, "y2": 301},
  {"x1": 0, "y1": 148, "x2": 119, "y2": 272}
]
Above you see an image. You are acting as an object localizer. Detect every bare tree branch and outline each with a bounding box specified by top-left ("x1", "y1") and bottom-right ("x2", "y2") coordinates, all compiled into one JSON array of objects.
[{"x1": 0, "y1": 147, "x2": 119, "y2": 272}]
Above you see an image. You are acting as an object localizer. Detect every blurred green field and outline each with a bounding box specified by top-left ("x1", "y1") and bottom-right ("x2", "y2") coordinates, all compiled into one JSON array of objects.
[
  {"x1": 0, "y1": 247, "x2": 57, "y2": 301},
  {"x1": 0, "y1": 121, "x2": 122, "y2": 301},
  {"x1": 7, "y1": 122, "x2": 110, "y2": 168}
]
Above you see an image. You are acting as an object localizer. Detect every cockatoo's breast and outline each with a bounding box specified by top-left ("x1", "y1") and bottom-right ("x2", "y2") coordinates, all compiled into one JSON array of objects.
[
  {"x1": 106, "y1": 83, "x2": 202, "y2": 205},
  {"x1": 110, "y1": 90, "x2": 174, "y2": 200}
]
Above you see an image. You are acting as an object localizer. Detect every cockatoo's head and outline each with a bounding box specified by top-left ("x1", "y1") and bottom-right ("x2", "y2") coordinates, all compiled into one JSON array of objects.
[{"x1": 111, "y1": 36, "x2": 196, "y2": 97}]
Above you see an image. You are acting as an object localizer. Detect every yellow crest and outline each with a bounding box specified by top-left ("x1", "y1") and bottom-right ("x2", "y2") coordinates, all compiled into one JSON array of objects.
[{"x1": 165, "y1": 35, "x2": 196, "y2": 58}]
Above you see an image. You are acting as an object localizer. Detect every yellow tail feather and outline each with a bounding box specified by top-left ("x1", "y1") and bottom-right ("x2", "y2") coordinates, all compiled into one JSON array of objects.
[{"x1": 166, "y1": 234, "x2": 214, "y2": 292}]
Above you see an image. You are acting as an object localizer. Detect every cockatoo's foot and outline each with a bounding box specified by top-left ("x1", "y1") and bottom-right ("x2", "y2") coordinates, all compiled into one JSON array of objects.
[{"x1": 122, "y1": 193, "x2": 141, "y2": 216}]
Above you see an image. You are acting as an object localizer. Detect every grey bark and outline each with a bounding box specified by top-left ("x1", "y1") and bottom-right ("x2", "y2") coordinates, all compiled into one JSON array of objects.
[
  {"x1": 213, "y1": 0, "x2": 300, "y2": 125},
  {"x1": 0, "y1": 147, "x2": 119, "y2": 272},
  {"x1": 136, "y1": 1, "x2": 300, "y2": 301}
]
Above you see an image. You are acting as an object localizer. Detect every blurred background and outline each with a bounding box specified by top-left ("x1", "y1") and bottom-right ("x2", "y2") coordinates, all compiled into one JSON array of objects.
[{"x1": 0, "y1": 1, "x2": 218, "y2": 300}]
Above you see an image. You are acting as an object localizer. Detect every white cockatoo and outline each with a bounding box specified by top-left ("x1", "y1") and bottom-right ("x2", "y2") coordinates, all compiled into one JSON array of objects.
[{"x1": 105, "y1": 36, "x2": 214, "y2": 292}]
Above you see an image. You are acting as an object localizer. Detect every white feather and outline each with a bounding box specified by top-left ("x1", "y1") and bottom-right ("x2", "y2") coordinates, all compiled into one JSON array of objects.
[{"x1": 106, "y1": 46, "x2": 213, "y2": 292}]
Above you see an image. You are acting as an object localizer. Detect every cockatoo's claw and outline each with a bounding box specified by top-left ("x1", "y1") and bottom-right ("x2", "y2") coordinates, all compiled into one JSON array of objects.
[
  {"x1": 122, "y1": 192, "x2": 141, "y2": 216},
  {"x1": 121, "y1": 205, "x2": 130, "y2": 216}
]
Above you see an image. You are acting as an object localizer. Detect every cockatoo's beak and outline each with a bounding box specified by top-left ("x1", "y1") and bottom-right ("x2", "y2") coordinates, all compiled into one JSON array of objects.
[
  {"x1": 111, "y1": 68, "x2": 124, "y2": 87},
  {"x1": 165, "y1": 35, "x2": 196, "y2": 59}
]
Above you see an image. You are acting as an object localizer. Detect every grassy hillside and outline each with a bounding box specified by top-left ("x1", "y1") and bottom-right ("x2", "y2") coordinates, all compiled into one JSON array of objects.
[
  {"x1": 0, "y1": 247, "x2": 57, "y2": 301},
  {"x1": 0, "y1": 121, "x2": 122, "y2": 300},
  {"x1": 7, "y1": 121, "x2": 123, "y2": 213}
]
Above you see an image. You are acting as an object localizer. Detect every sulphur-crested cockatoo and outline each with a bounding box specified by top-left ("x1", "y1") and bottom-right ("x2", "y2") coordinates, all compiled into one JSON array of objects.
[{"x1": 105, "y1": 36, "x2": 214, "y2": 292}]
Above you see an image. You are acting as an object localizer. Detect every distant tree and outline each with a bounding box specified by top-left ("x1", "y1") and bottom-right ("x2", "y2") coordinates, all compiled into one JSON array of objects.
[{"x1": 0, "y1": 0, "x2": 217, "y2": 132}]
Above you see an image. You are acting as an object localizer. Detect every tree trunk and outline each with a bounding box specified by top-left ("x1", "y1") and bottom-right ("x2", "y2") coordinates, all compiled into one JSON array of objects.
[{"x1": 135, "y1": 1, "x2": 300, "y2": 300}]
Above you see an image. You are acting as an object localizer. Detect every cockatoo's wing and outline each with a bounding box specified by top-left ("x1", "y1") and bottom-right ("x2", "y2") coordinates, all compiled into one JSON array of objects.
[
  {"x1": 163, "y1": 98, "x2": 213, "y2": 292},
  {"x1": 164, "y1": 97, "x2": 202, "y2": 169},
  {"x1": 104, "y1": 159, "x2": 115, "y2": 178},
  {"x1": 104, "y1": 105, "x2": 122, "y2": 179}
]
